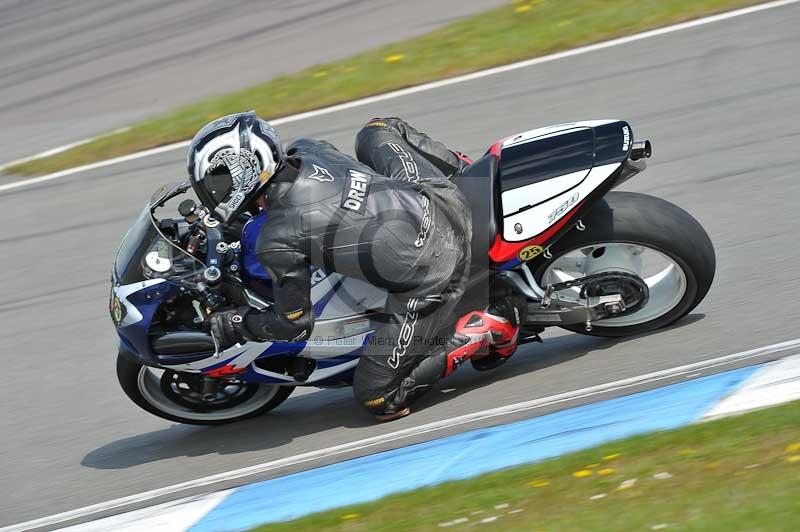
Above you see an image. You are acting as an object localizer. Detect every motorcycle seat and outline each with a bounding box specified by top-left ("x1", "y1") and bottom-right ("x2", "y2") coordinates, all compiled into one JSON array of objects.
[{"x1": 453, "y1": 154, "x2": 500, "y2": 272}]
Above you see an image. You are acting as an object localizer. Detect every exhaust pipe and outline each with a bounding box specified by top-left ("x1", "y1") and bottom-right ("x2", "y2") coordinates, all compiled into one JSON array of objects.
[{"x1": 630, "y1": 140, "x2": 652, "y2": 160}]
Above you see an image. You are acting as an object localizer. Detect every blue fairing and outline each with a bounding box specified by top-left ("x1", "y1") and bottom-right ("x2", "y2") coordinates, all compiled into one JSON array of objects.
[
  {"x1": 117, "y1": 281, "x2": 181, "y2": 364},
  {"x1": 242, "y1": 210, "x2": 326, "y2": 286},
  {"x1": 242, "y1": 212, "x2": 271, "y2": 281},
  {"x1": 497, "y1": 258, "x2": 522, "y2": 270},
  {"x1": 112, "y1": 188, "x2": 364, "y2": 389}
]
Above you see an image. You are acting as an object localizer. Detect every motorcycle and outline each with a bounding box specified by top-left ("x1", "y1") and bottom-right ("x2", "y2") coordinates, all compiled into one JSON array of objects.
[{"x1": 111, "y1": 120, "x2": 715, "y2": 425}]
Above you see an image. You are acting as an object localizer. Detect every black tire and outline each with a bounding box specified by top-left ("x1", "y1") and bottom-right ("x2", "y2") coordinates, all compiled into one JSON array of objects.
[
  {"x1": 117, "y1": 355, "x2": 294, "y2": 425},
  {"x1": 533, "y1": 192, "x2": 715, "y2": 338}
]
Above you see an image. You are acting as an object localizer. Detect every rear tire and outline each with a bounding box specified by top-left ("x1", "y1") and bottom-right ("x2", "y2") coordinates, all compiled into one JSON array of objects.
[
  {"x1": 117, "y1": 355, "x2": 294, "y2": 425},
  {"x1": 534, "y1": 192, "x2": 715, "y2": 337}
]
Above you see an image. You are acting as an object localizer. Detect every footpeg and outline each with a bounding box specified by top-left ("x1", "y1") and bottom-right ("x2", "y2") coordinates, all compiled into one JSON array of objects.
[{"x1": 520, "y1": 333, "x2": 543, "y2": 344}]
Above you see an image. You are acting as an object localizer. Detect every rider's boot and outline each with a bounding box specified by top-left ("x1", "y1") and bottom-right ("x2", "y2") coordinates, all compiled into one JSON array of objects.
[
  {"x1": 374, "y1": 333, "x2": 485, "y2": 422},
  {"x1": 469, "y1": 294, "x2": 527, "y2": 371},
  {"x1": 373, "y1": 296, "x2": 527, "y2": 421},
  {"x1": 440, "y1": 311, "x2": 511, "y2": 376},
  {"x1": 374, "y1": 407, "x2": 412, "y2": 422},
  {"x1": 374, "y1": 343, "x2": 454, "y2": 421}
]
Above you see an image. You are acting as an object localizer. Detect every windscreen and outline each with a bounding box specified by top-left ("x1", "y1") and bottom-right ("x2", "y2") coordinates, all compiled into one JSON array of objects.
[
  {"x1": 114, "y1": 204, "x2": 157, "y2": 284},
  {"x1": 149, "y1": 181, "x2": 192, "y2": 209},
  {"x1": 113, "y1": 195, "x2": 203, "y2": 285}
]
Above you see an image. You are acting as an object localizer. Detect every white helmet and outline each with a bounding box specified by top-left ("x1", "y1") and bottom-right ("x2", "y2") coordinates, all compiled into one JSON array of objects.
[{"x1": 187, "y1": 111, "x2": 284, "y2": 223}]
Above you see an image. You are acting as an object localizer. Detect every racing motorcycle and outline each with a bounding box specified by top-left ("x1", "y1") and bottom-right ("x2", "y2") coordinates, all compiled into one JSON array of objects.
[{"x1": 111, "y1": 120, "x2": 715, "y2": 425}]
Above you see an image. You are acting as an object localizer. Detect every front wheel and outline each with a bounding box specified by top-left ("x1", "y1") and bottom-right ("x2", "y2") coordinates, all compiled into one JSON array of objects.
[
  {"x1": 117, "y1": 355, "x2": 294, "y2": 425},
  {"x1": 534, "y1": 192, "x2": 715, "y2": 337}
]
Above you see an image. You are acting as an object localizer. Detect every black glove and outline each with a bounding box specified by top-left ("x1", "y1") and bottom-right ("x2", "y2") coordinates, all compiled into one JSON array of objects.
[{"x1": 206, "y1": 307, "x2": 253, "y2": 351}]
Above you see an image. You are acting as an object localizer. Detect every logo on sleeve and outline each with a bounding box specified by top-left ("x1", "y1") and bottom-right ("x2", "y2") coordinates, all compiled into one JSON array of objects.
[
  {"x1": 341, "y1": 170, "x2": 371, "y2": 214},
  {"x1": 307, "y1": 164, "x2": 334, "y2": 182},
  {"x1": 284, "y1": 309, "x2": 305, "y2": 321}
]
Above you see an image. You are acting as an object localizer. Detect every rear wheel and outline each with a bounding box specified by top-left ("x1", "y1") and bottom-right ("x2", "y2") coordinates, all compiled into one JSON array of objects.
[
  {"x1": 117, "y1": 355, "x2": 293, "y2": 425},
  {"x1": 534, "y1": 192, "x2": 715, "y2": 337}
]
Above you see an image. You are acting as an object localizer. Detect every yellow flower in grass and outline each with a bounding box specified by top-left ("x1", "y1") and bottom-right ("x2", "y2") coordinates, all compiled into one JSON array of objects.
[
  {"x1": 603, "y1": 454, "x2": 621, "y2": 461},
  {"x1": 384, "y1": 54, "x2": 405, "y2": 63},
  {"x1": 598, "y1": 468, "x2": 616, "y2": 476},
  {"x1": 341, "y1": 65, "x2": 359, "y2": 73},
  {"x1": 785, "y1": 443, "x2": 800, "y2": 453},
  {"x1": 585, "y1": 463, "x2": 600, "y2": 469},
  {"x1": 514, "y1": 5, "x2": 532, "y2": 13},
  {"x1": 786, "y1": 455, "x2": 800, "y2": 464},
  {"x1": 527, "y1": 479, "x2": 550, "y2": 488},
  {"x1": 312, "y1": 71, "x2": 328, "y2": 78},
  {"x1": 573, "y1": 470, "x2": 593, "y2": 478},
  {"x1": 341, "y1": 513, "x2": 361, "y2": 520},
  {"x1": 678, "y1": 449, "x2": 698, "y2": 457}
]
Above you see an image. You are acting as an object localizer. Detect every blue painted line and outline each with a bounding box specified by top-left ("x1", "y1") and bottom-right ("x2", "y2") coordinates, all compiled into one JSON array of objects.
[{"x1": 189, "y1": 364, "x2": 761, "y2": 532}]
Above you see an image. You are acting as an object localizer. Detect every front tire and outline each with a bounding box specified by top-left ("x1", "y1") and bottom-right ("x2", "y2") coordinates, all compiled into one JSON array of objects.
[
  {"x1": 534, "y1": 192, "x2": 715, "y2": 337},
  {"x1": 117, "y1": 355, "x2": 294, "y2": 425}
]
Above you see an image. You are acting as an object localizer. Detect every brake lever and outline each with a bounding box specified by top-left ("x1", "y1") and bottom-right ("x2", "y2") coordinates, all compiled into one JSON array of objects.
[
  {"x1": 191, "y1": 300, "x2": 206, "y2": 323},
  {"x1": 210, "y1": 330, "x2": 222, "y2": 359}
]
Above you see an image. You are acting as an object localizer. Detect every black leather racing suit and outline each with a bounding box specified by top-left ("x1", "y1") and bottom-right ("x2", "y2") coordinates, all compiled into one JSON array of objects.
[{"x1": 246, "y1": 118, "x2": 472, "y2": 415}]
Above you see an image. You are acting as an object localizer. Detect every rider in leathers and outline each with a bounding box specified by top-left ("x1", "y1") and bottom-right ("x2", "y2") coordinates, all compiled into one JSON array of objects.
[{"x1": 194, "y1": 114, "x2": 523, "y2": 420}]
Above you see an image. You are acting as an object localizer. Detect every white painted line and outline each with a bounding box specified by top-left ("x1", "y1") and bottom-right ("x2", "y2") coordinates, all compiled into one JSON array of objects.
[
  {"x1": 5, "y1": 337, "x2": 800, "y2": 532},
  {"x1": 1, "y1": 0, "x2": 798, "y2": 194},
  {"x1": 55, "y1": 490, "x2": 232, "y2": 532},
  {"x1": 701, "y1": 354, "x2": 800, "y2": 420},
  {"x1": 0, "y1": 127, "x2": 131, "y2": 170},
  {"x1": 0, "y1": 140, "x2": 191, "y2": 194}
]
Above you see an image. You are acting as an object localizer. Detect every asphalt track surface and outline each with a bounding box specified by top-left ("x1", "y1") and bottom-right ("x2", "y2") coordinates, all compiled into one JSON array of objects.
[
  {"x1": 2, "y1": 3, "x2": 800, "y2": 527},
  {"x1": 0, "y1": 0, "x2": 504, "y2": 164}
]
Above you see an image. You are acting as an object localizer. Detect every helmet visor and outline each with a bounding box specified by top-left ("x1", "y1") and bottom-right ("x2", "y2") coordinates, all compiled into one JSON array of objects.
[
  {"x1": 205, "y1": 167, "x2": 235, "y2": 206},
  {"x1": 203, "y1": 148, "x2": 262, "y2": 222}
]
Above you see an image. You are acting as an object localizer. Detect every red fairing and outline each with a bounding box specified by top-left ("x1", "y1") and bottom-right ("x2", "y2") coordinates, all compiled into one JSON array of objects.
[
  {"x1": 205, "y1": 364, "x2": 247, "y2": 377},
  {"x1": 453, "y1": 150, "x2": 474, "y2": 165},
  {"x1": 488, "y1": 140, "x2": 504, "y2": 157},
  {"x1": 488, "y1": 201, "x2": 585, "y2": 263}
]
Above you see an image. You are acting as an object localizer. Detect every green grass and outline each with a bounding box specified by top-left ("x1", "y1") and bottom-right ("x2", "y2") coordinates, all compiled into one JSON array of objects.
[
  {"x1": 253, "y1": 401, "x2": 800, "y2": 531},
  {"x1": 7, "y1": 0, "x2": 769, "y2": 176}
]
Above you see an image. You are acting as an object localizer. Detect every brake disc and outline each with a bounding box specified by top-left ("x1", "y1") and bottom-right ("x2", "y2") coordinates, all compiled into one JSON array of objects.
[
  {"x1": 548, "y1": 271, "x2": 650, "y2": 317},
  {"x1": 578, "y1": 272, "x2": 649, "y2": 316}
]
